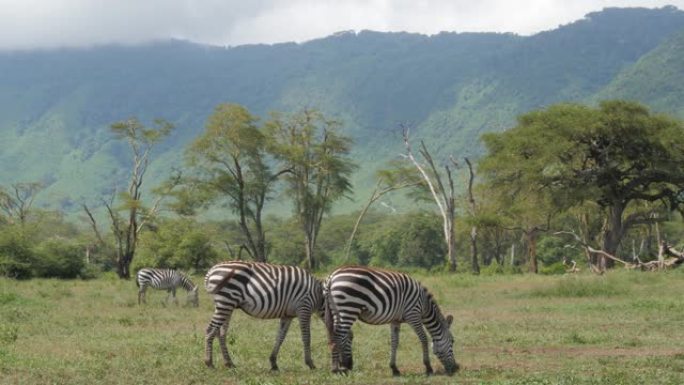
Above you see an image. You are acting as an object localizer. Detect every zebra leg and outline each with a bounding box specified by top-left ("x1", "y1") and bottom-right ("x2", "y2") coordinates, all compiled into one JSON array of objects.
[
  {"x1": 389, "y1": 322, "x2": 401, "y2": 376},
  {"x1": 333, "y1": 316, "x2": 357, "y2": 373},
  {"x1": 218, "y1": 321, "x2": 234, "y2": 368},
  {"x1": 297, "y1": 312, "x2": 316, "y2": 369},
  {"x1": 205, "y1": 308, "x2": 234, "y2": 368},
  {"x1": 165, "y1": 289, "x2": 172, "y2": 306},
  {"x1": 138, "y1": 286, "x2": 146, "y2": 305},
  {"x1": 407, "y1": 317, "x2": 433, "y2": 375},
  {"x1": 269, "y1": 317, "x2": 293, "y2": 371}
]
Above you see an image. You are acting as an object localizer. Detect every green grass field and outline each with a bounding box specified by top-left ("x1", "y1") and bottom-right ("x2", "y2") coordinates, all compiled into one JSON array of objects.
[{"x1": 1, "y1": 269, "x2": 684, "y2": 385}]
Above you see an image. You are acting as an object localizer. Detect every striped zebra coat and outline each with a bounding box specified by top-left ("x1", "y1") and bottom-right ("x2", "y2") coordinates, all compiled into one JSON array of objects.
[
  {"x1": 136, "y1": 268, "x2": 199, "y2": 307},
  {"x1": 324, "y1": 266, "x2": 459, "y2": 376},
  {"x1": 203, "y1": 261, "x2": 324, "y2": 370}
]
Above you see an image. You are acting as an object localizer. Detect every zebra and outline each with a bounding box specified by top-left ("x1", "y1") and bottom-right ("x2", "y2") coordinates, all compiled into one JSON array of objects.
[
  {"x1": 203, "y1": 261, "x2": 324, "y2": 371},
  {"x1": 136, "y1": 268, "x2": 199, "y2": 307},
  {"x1": 324, "y1": 266, "x2": 459, "y2": 376}
]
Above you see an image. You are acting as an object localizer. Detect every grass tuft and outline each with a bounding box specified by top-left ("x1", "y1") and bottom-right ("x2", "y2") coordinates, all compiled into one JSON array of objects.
[{"x1": 529, "y1": 276, "x2": 628, "y2": 298}]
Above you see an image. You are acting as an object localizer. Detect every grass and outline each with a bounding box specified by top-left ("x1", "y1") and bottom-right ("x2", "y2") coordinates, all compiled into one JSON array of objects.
[{"x1": 1, "y1": 269, "x2": 684, "y2": 384}]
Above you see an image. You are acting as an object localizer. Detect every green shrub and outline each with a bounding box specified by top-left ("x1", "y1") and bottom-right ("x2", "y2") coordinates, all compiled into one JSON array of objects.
[
  {"x1": 0, "y1": 230, "x2": 35, "y2": 279},
  {"x1": 536, "y1": 235, "x2": 583, "y2": 265},
  {"x1": 33, "y1": 238, "x2": 85, "y2": 279},
  {"x1": 78, "y1": 264, "x2": 102, "y2": 280},
  {"x1": 135, "y1": 218, "x2": 219, "y2": 272},
  {"x1": 539, "y1": 261, "x2": 567, "y2": 275},
  {"x1": 480, "y1": 262, "x2": 523, "y2": 275}
]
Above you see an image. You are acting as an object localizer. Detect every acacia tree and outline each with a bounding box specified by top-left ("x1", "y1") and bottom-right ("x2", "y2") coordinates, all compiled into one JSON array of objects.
[
  {"x1": 184, "y1": 104, "x2": 283, "y2": 262},
  {"x1": 85, "y1": 117, "x2": 173, "y2": 279},
  {"x1": 480, "y1": 100, "x2": 684, "y2": 269},
  {"x1": 266, "y1": 109, "x2": 355, "y2": 271}
]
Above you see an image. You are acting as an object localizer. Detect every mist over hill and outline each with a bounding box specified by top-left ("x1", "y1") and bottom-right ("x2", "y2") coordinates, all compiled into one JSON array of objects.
[{"x1": 2, "y1": 6, "x2": 684, "y2": 213}]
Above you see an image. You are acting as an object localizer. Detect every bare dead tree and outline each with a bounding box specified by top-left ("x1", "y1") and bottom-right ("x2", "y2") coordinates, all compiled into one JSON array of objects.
[
  {"x1": 80, "y1": 118, "x2": 173, "y2": 279},
  {"x1": 0, "y1": 182, "x2": 43, "y2": 225},
  {"x1": 464, "y1": 157, "x2": 480, "y2": 274},
  {"x1": 402, "y1": 128, "x2": 459, "y2": 272},
  {"x1": 82, "y1": 203, "x2": 105, "y2": 246},
  {"x1": 562, "y1": 257, "x2": 580, "y2": 273},
  {"x1": 344, "y1": 172, "x2": 422, "y2": 261},
  {"x1": 223, "y1": 241, "x2": 250, "y2": 260}
]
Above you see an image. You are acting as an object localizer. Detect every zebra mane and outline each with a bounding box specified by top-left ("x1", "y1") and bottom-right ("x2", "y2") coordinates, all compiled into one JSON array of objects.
[{"x1": 422, "y1": 287, "x2": 450, "y2": 334}]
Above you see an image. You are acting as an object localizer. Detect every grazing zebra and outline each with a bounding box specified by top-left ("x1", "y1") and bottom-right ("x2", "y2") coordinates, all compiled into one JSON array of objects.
[
  {"x1": 136, "y1": 268, "x2": 199, "y2": 307},
  {"x1": 203, "y1": 261, "x2": 324, "y2": 371},
  {"x1": 324, "y1": 266, "x2": 459, "y2": 376}
]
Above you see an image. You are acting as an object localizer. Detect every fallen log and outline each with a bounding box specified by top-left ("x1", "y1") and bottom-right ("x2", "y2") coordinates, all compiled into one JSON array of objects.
[{"x1": 555, "y1": 231, "x2": 684, "y2": 274}]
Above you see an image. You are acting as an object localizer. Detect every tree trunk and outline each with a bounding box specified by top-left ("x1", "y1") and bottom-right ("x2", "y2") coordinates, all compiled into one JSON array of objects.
[
  {"x1": 447, "y1": 222, "x2": 457, "y2": 272},
  {"x1": 470, "y1": 226, "x2": 480, "y2": 274},
  {"x1": 117, "y1": 252, "x2": 133, "y2": 279},
  {"x1": 526, "y1": 230, "x2": 539, "y2": 274},
  {"x1": 602, "y1": 203, "x2": 625, "y2": 270},
  {"x1": 305, "y1": 233, "x2": 316, "y2": 271},
  {"x1": 510, "y1": 243, "x2": 515, "y2": 266}
]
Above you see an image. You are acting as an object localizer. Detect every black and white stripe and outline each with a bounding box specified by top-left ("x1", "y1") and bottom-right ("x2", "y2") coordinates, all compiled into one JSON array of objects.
[
  {"x1": 203, "y1": 261, "x2": 324, "y2": 371},
  {"x1": 324, "y1": 266, "x2": 459, "y2": 376},
  {"x1": 136, "y1": 268, "x2": 199, "y2": 307}
]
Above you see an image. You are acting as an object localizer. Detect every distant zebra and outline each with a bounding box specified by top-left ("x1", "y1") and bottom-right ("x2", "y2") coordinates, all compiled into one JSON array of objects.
[
  {"x1": 324, "y1": 266, "x2": 459, "y2": 376},
  {"x1": 203, "y1": 261, "x2": 324, "y2": 371},
  {"x1": 136, "y1": 268, "x2": 199, "y2": 307}
]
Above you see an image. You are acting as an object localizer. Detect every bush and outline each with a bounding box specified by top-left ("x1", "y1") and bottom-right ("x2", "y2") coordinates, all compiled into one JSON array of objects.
[
  {"x1": 135, "y1": 218, "x2": 220, "y2": 272},
  {"x1": 539, "y1": 261, "x2": 567, "y2": 275},
  {"x1": 480, "y1": 262, "x2": 523, "y2": 276},
  {"x1": 358, "y1": 212, "x2": 446, "y2": 269},
  {"x1": 78, "y1": 263, "x2": 102, "y2": 280},
  {"x1": 33, "y1": 238, "x2": 86, "y2": 279},
  {"x1": 0, "y1": 229, "x2": 35, "y2": 279},
  {"x1": 536, "y1": 235, "x2": 583, "y2": 265}
]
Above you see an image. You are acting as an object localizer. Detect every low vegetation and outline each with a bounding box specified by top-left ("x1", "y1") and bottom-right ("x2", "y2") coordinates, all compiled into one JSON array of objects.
[{"x1": 1, "y1": 269, "x2": 683, "y2": 384}]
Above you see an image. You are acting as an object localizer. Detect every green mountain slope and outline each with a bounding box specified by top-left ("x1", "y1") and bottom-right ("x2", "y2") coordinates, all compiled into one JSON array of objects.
[
  {"x1": 1, "y1": 6, "x2": 684, "y2": 213},
  {"x1": 594, "y1": 28, "x2": 684, "y2": 117}
]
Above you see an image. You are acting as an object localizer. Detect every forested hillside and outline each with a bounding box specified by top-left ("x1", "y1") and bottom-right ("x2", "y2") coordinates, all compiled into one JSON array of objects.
[{"x1": 2, "y1": 6, "x2": 684, "y2": 212}]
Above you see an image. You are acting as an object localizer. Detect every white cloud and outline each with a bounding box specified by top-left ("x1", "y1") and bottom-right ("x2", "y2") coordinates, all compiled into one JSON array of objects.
[{"x1": 0, "y1": 0, "x2": 682, "y2": 50}]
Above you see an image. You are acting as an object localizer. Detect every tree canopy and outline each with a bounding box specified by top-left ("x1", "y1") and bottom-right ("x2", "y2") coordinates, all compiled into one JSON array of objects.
[{"x1": 480, "y1": 100, "x2": 684, "y2": 266}]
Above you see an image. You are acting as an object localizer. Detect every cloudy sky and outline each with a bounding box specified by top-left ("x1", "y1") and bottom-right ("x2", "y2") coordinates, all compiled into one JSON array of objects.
[{"x1": 1, "y1": 0, "x2": 683, "y2": 50}]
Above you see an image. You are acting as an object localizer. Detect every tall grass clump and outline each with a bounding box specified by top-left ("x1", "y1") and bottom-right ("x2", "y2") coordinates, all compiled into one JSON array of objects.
[{"x1": 529, "y1": 274, "x2": 629, "y2": 298}]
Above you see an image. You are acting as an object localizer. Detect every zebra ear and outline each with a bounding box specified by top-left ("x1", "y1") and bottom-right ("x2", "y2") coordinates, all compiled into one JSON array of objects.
[{"x1": 446, "y1": 315, "x2": 453, "y2": 327}]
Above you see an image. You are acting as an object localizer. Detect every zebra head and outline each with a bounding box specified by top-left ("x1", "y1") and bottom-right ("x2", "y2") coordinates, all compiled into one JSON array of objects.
[
  {"x1": 188, "y1": 286, "x2": 199, "y2": 307},
  {"x1": 432, "y1": 314, "x2": 459, "y2": 375}
]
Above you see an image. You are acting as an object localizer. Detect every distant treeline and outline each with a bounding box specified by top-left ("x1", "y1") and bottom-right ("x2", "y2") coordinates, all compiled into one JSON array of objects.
[{"x1": 3, "y1": 99, "x2": 684, "y2": 279}]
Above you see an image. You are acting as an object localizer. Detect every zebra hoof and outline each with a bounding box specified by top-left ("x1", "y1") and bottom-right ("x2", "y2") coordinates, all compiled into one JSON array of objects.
[
  {"x1": 270, "y1": 366, "x2": 279, "y2": 372},
  {"x1": 391, "y1": 368, "x2": 401, "y2": 377},
  {"x1": 204, "y1": 360, "x2": 214, "y2": 368},
  {"x1": 224, "y1": 362, "x2": 234, "y2": 369}
]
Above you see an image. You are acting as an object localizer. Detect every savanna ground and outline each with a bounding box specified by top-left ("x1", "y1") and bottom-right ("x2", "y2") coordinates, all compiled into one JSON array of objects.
[{"x1": 1, "y1": 269, "x2": 683, "y2": 385}]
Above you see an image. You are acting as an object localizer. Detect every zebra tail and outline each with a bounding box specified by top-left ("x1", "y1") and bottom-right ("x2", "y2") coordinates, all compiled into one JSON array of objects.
[
  {"x1": 207, "y1": 269, "x2": 237, "y2": 294},
  {"x1": 323, "y1": 283, "x2": 336, "y2": 347}
]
